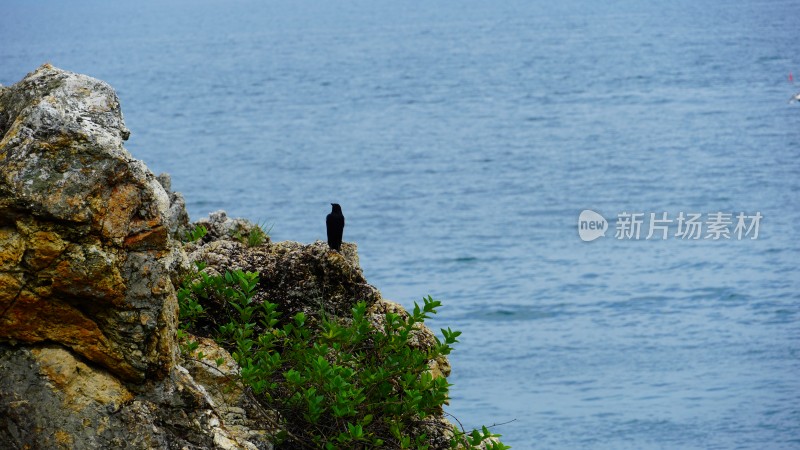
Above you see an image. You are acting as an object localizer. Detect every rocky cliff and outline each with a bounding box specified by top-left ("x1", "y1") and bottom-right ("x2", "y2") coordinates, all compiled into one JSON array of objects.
[{"x1": 0, "y1": 65, "x2": 465, "y2": 449}]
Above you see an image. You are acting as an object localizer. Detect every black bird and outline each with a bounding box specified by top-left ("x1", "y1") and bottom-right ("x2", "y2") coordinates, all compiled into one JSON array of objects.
[{"x1": 326, "y1": 203, "x2": 345, "y2": 251}]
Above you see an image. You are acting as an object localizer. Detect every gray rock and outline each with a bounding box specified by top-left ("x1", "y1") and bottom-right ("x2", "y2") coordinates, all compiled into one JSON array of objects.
[
  {"x1": 0, "y1": 65, "x2": 267, "y2": 449},
  {"x1": 0, "y1": 63, "x2": 177, "y2": 382},
  {"x1": 157, "y1": 172, "x2": 192, "y2": 239},
  {"x1": 0, "y1": 343, "x2": 266, "y2": 450}
]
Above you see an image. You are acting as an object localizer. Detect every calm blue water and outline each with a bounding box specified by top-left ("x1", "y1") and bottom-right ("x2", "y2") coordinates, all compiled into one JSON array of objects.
[{"x1": 3, "y1": 1, "x2": 799, "y2": 448}]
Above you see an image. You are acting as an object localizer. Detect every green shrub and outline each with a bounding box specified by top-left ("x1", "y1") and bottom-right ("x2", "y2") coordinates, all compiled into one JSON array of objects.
[{"x1": 177, "y1": 267, "x2": 509, "y2": 449}]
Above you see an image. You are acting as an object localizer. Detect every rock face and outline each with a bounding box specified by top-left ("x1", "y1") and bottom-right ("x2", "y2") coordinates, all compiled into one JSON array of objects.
[
  {"x1": 0, "y1": 65, "x2": 264, "y2": 449},
  {"x1": 0, "y1": 345, "x2": 251, "y2": 450},
  {"x1": 0, "y1": 64, "x2": 177, "y2": 382}
]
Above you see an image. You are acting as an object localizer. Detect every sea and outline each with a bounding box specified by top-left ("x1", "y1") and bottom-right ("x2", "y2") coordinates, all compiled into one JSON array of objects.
[{"x1": 2, "y1": 0, "x2": 799, "y2": 448}]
